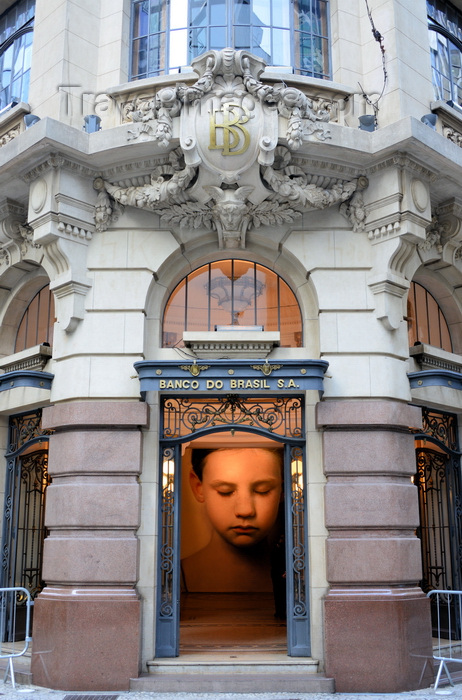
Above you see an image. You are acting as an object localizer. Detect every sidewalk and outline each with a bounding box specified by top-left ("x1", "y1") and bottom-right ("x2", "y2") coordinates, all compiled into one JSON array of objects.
[{"x1": 0, "y1": 681, "x2": 462, "y2": 700}]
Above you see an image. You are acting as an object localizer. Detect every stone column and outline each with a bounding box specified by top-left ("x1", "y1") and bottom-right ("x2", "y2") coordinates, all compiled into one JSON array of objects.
[
  {"x1": 317, "y1": 399, "x2": 433, "y2": 692},
  {"x1": 31, "y1": 401, "x2": 148, "y2": 691}
]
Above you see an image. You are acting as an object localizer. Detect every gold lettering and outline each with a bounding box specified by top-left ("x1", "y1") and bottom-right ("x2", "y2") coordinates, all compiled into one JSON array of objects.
[
  {"x1": 206, "y1": 380, "x2": 215, "y2": 389},
  {"x1": 191, "y1": 380, "x2": 199, "y2": 389},
  {"x1": 277, "y1": 379, "x2": 285, "y2": 388},
  {"x1": 230, "y1": 379, "x2": 237, "y2": 389},
  {"x1": 209, "y1": 102, "x2": 251, "y2": 156},
  {"x1": 159, "y1": 380, "x2": 166, "y2": 389},
  {"x1": 287, "y1": 379, "x2": 296, "y2": 388}
]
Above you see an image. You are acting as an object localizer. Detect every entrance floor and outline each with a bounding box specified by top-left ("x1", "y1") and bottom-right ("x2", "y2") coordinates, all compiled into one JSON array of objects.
[{"x1": 180, "y1": 592, "x2": 286, "y2": 651}]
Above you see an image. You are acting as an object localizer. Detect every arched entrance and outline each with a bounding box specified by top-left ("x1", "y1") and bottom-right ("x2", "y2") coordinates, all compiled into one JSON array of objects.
[{"x1": 156, "y1": 393, "x2": 310, "y2": 658}]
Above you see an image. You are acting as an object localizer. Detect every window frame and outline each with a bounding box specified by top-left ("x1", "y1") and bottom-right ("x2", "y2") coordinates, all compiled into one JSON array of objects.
[
  {"x1": 130, "y1": 0, "x2": 331, "y2": 81},
  {"x1": 162, "y1": 259, "x2": 303, "y2": 348},
  {"x1": 428, "y1": 0, "x2": 462, "y2": 106},
  {"x1": 0, "y1": 0, "x2": 34, "y2": 111}
]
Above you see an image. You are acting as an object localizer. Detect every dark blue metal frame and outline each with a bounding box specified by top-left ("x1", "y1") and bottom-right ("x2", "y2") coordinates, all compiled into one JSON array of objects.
[{"x1": 155, "y1": 394, "x2": 310, "y2": 658}]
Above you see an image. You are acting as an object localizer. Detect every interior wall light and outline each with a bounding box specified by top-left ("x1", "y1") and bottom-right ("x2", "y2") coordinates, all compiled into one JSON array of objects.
[
  {"x1": 421, "y1": 113, "x2": 437, "y2": 129},
  {"x1": 83, "y1": 114, "x2": 101, "y2": 133},
  {"x1": 24, "y1": 114, "x2": 40, "y2": 128},
  {"x1": 358, "y1": 115, "x2": 376, "y2": 132}
]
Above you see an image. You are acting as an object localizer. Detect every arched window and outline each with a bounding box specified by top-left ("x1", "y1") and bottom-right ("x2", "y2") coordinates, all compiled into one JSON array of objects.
[
  {"x1": 15, "y1": 283, "x2": 55, "y2": 352},
  {"x1": 407, "y1": 281, "x2": 452, "y2": 352},
  {"x1": 131, "y1": 0, "x2": 330, "y2": 80},
  {"x1": 0, "y1": 0, "x2": 34, "y2": 111},
  {"x1": 163, "y1": 259, "x2": 302, "y2": 347},
  {"x1": 428, "y1": 0, "x2": 462, "y2": 107}
]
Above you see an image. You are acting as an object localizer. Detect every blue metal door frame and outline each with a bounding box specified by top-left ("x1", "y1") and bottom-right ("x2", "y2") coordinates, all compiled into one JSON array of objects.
[{"x1": 155, "y1": 394, "x2": 310, "y2": 658}]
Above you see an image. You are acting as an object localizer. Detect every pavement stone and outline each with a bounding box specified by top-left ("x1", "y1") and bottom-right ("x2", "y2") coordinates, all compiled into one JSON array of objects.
[{"x1": 0, "y1": 682, "x2": 461, "y2": 700}]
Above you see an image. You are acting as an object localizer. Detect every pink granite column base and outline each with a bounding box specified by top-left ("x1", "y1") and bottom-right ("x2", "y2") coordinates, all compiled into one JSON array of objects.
[
  {"x1": 31, "y1": 587, "x2": 140, "y2": 691},
  {"x1": 324, "y1": 587, "x2": 433, "y2": 692}
]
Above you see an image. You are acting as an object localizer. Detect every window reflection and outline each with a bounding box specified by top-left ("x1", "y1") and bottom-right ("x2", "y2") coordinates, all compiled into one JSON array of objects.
[
  {"x1": 131, "y1": 0, "x2": 330, "y2": 78},
  {"x1": 428, "y1": 0, "x2": 462, "y2": 107},
  {"x1": 0, "y1": 0, "x2": 34, "y2": 110},
  {"x1": 15, "y1": 284, "x2": 55, "y2": 352},
  {"x1": 163, "y1": 260, "x2": 302, "y2": 348},
  {"x1": 407, "y1": 281, "x2": 452, "y2": 352}
]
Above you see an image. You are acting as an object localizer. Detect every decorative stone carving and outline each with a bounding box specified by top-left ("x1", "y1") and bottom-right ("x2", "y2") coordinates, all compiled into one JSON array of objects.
[
  {"x1": 443, "y1": 125, "x2": 462, "y2": 147},
  {"x1": 123, "y1": 49, "x2": 333, "y2": 151},
  {"x1": 96, "y1": 50, "x2": 366, "y2": 247},
  {"x1": 0, "y1": 124, "x2": 21, "y2": 147},
  {"x1": 340, "y1": 184, "x2": 368, "y2": 232},
  {"x1": 0, "y1": 199, "x2": 41, "y2": 269},
  {"x1": 419, "y1": 215, "x2": 443, "y2": 252}
]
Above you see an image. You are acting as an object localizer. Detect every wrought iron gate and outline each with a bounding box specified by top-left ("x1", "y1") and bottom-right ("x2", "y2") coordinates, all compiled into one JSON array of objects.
[
  {"x1": 414, "y1": 408, "x2": 462, "y2": 637},
  {"x1": 0, "y1": 409, "x2": 51, "y2": 641},
  {"x1": 156, "y1": 394, "x2": 310, "y2": 658}
]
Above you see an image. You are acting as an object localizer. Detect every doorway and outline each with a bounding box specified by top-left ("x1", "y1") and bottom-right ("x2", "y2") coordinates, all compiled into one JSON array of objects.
[
  {"x1": 155, "y1": 394, "x2": 310, "y2": 658},
  {"x1": 0, "y1": 409, "x2": 52, "y2": 641},
  {"x1": 179, "y1": 435, "x2": 287, "y2": 652}
]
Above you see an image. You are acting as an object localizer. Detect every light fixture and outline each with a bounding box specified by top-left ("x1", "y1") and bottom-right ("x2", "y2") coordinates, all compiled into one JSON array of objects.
[
  {"x1": 24, "y1": 114, "x2": 40, "y2": 128},
  {"x1": 83, "y1": 114, "x2": 101, "y2": 133},
  {"x1": 206, "y1": 273, "x2": 265, "y2": 324},
  {"x1": 421, "y1": 113, "x2": 437, "y2": 129},
  {"x1": 358, "y1": 115, "x2": 376, "y2": 131}
]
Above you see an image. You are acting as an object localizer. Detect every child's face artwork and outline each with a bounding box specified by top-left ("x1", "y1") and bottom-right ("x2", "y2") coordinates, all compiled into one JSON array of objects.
[{"x1": 189, "y1": 448, "x2": 282, "y2": 548}]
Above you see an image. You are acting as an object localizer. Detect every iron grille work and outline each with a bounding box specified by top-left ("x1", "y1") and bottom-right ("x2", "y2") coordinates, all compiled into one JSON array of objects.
[
  {"x1": 1, "y1": 410, "x2": 52, "y2": 641},
  {"x1": 415, "y1": 407, "x2": 462, "y2": 638},
  {"x1": 162, "y1": 395, "x2": 303, "y2": 440},
  {"x1": 289, "y1": 445, "x2": 308, "y2": 624}
]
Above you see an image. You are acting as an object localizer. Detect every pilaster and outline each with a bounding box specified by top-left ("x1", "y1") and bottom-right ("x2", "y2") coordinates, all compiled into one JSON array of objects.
[
  {"x1": 31, "y1": 400, "x2": 149, "y2": 691},
  {"x1": 317, "y1": 399, "x2": 433, "y2": 692}
]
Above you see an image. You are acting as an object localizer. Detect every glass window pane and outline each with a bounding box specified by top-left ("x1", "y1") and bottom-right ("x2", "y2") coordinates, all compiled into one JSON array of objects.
[
  {"x1": 235, "y1": 0, "x2": 251, "y2": 25},
  {"x1": 163, "y1": 260, "x2": 302, "y2": 347},
  {"x1": 210, "y1": 0, "x2": 226, "y2": 24},
  {"x1": 210, "y1": 26, "x2": 227, "y2": 50},
  {"x1": 131, "y1": 36, "x2": 148, "y2": 76},
  {"x1": 272, "y1": 27, "x2": 290, "y2": 65},
  {"x1": 170, "y1": 0, "x2": 188, "y2": 29},
  {"x1": 133, "y1": 2, "x2": 149, "y2": 36},
  {"x1": 190, "y1": 27, "x2": 207, "y2": 57},
  {"x1": 169, "y1": 28, "x2": 187, "y2": 69},
  {"x1": 273, "y1": 0, "x2": 290, "y2": 28},
  {"x1": 234, "y1": 24, "x2": 250, "y2": 48},
  {"x1": 253, "y1": 0, "x2": 270, "y2": 26},
  {"x1": 163, "y1": 281, "x2": 186, "y2": 347},
  {"x1": 190, "y1": 0, "x2": 208, "y2": 26}
]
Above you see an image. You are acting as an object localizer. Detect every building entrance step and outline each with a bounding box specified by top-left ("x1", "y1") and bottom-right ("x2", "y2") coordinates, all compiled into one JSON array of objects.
[{"x1": 131, "y1": 654, "x2": 334, "y2": 693}]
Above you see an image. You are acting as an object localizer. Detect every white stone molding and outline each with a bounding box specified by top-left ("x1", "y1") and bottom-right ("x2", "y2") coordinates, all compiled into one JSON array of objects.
[
  {"x1": 368, "y1": 238, "x2": 415, "y2": 331},
  {"x1": 93, "y1": 49, "x2": 367, "y2": 248},
  {"x1": 0, "y1": 199, "x2": 42, "y2": 272},
  {"x1": 25, "y1": 154, "x2": 96, "y2": 333}
]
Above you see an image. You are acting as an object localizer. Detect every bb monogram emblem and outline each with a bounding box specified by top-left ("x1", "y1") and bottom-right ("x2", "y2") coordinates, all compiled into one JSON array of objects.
[{"x1": 209, "y1": 102, "x2": 252, "y2": 156}]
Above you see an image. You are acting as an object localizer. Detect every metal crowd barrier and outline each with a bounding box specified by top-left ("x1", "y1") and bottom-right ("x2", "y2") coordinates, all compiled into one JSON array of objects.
[
  {"x1": 428, "y1": 589, "x2": 462, "y2": 690},
  {"x1": 0, "y1": 586, "x2": 32, "y2": 689}
]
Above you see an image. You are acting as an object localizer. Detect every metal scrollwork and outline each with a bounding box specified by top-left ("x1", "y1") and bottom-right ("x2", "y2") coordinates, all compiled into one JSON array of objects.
[
  {"x1": 162, "y1": 395, "x2": 303, "y2": 439},
  {"x1": 159, "y1": 447, "x2": 176, "y2": 620},
  {"x1": 290, "y1": 445, "x2": 307, "y2": 620},
  {"x1": 8, "y1": 409, "x2": 53, "y2": 453},
  {"x1": 422, "y1": 408, "x2": 458, "y2": 451}
]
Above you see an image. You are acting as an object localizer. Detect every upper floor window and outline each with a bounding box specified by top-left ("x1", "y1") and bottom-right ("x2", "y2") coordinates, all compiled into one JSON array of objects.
[
  {"x1": 0, "y1": 0, "x2": 34, "y2": 111},
  {"x1": 15, "y1": 283, "x2": 54, "y2": 352},
  {"x1": 163, "y1": 259, "x2": 303, "y2": 348},
  {"x1": 407, "y1": 281, "x2": 452, "y2": 352},
  {"x1": 428, "y1": 0, "x2": 462, "y2": 106},
  {"x1": 131, "y1": 0, "x2": 330, "y2": 80}
]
